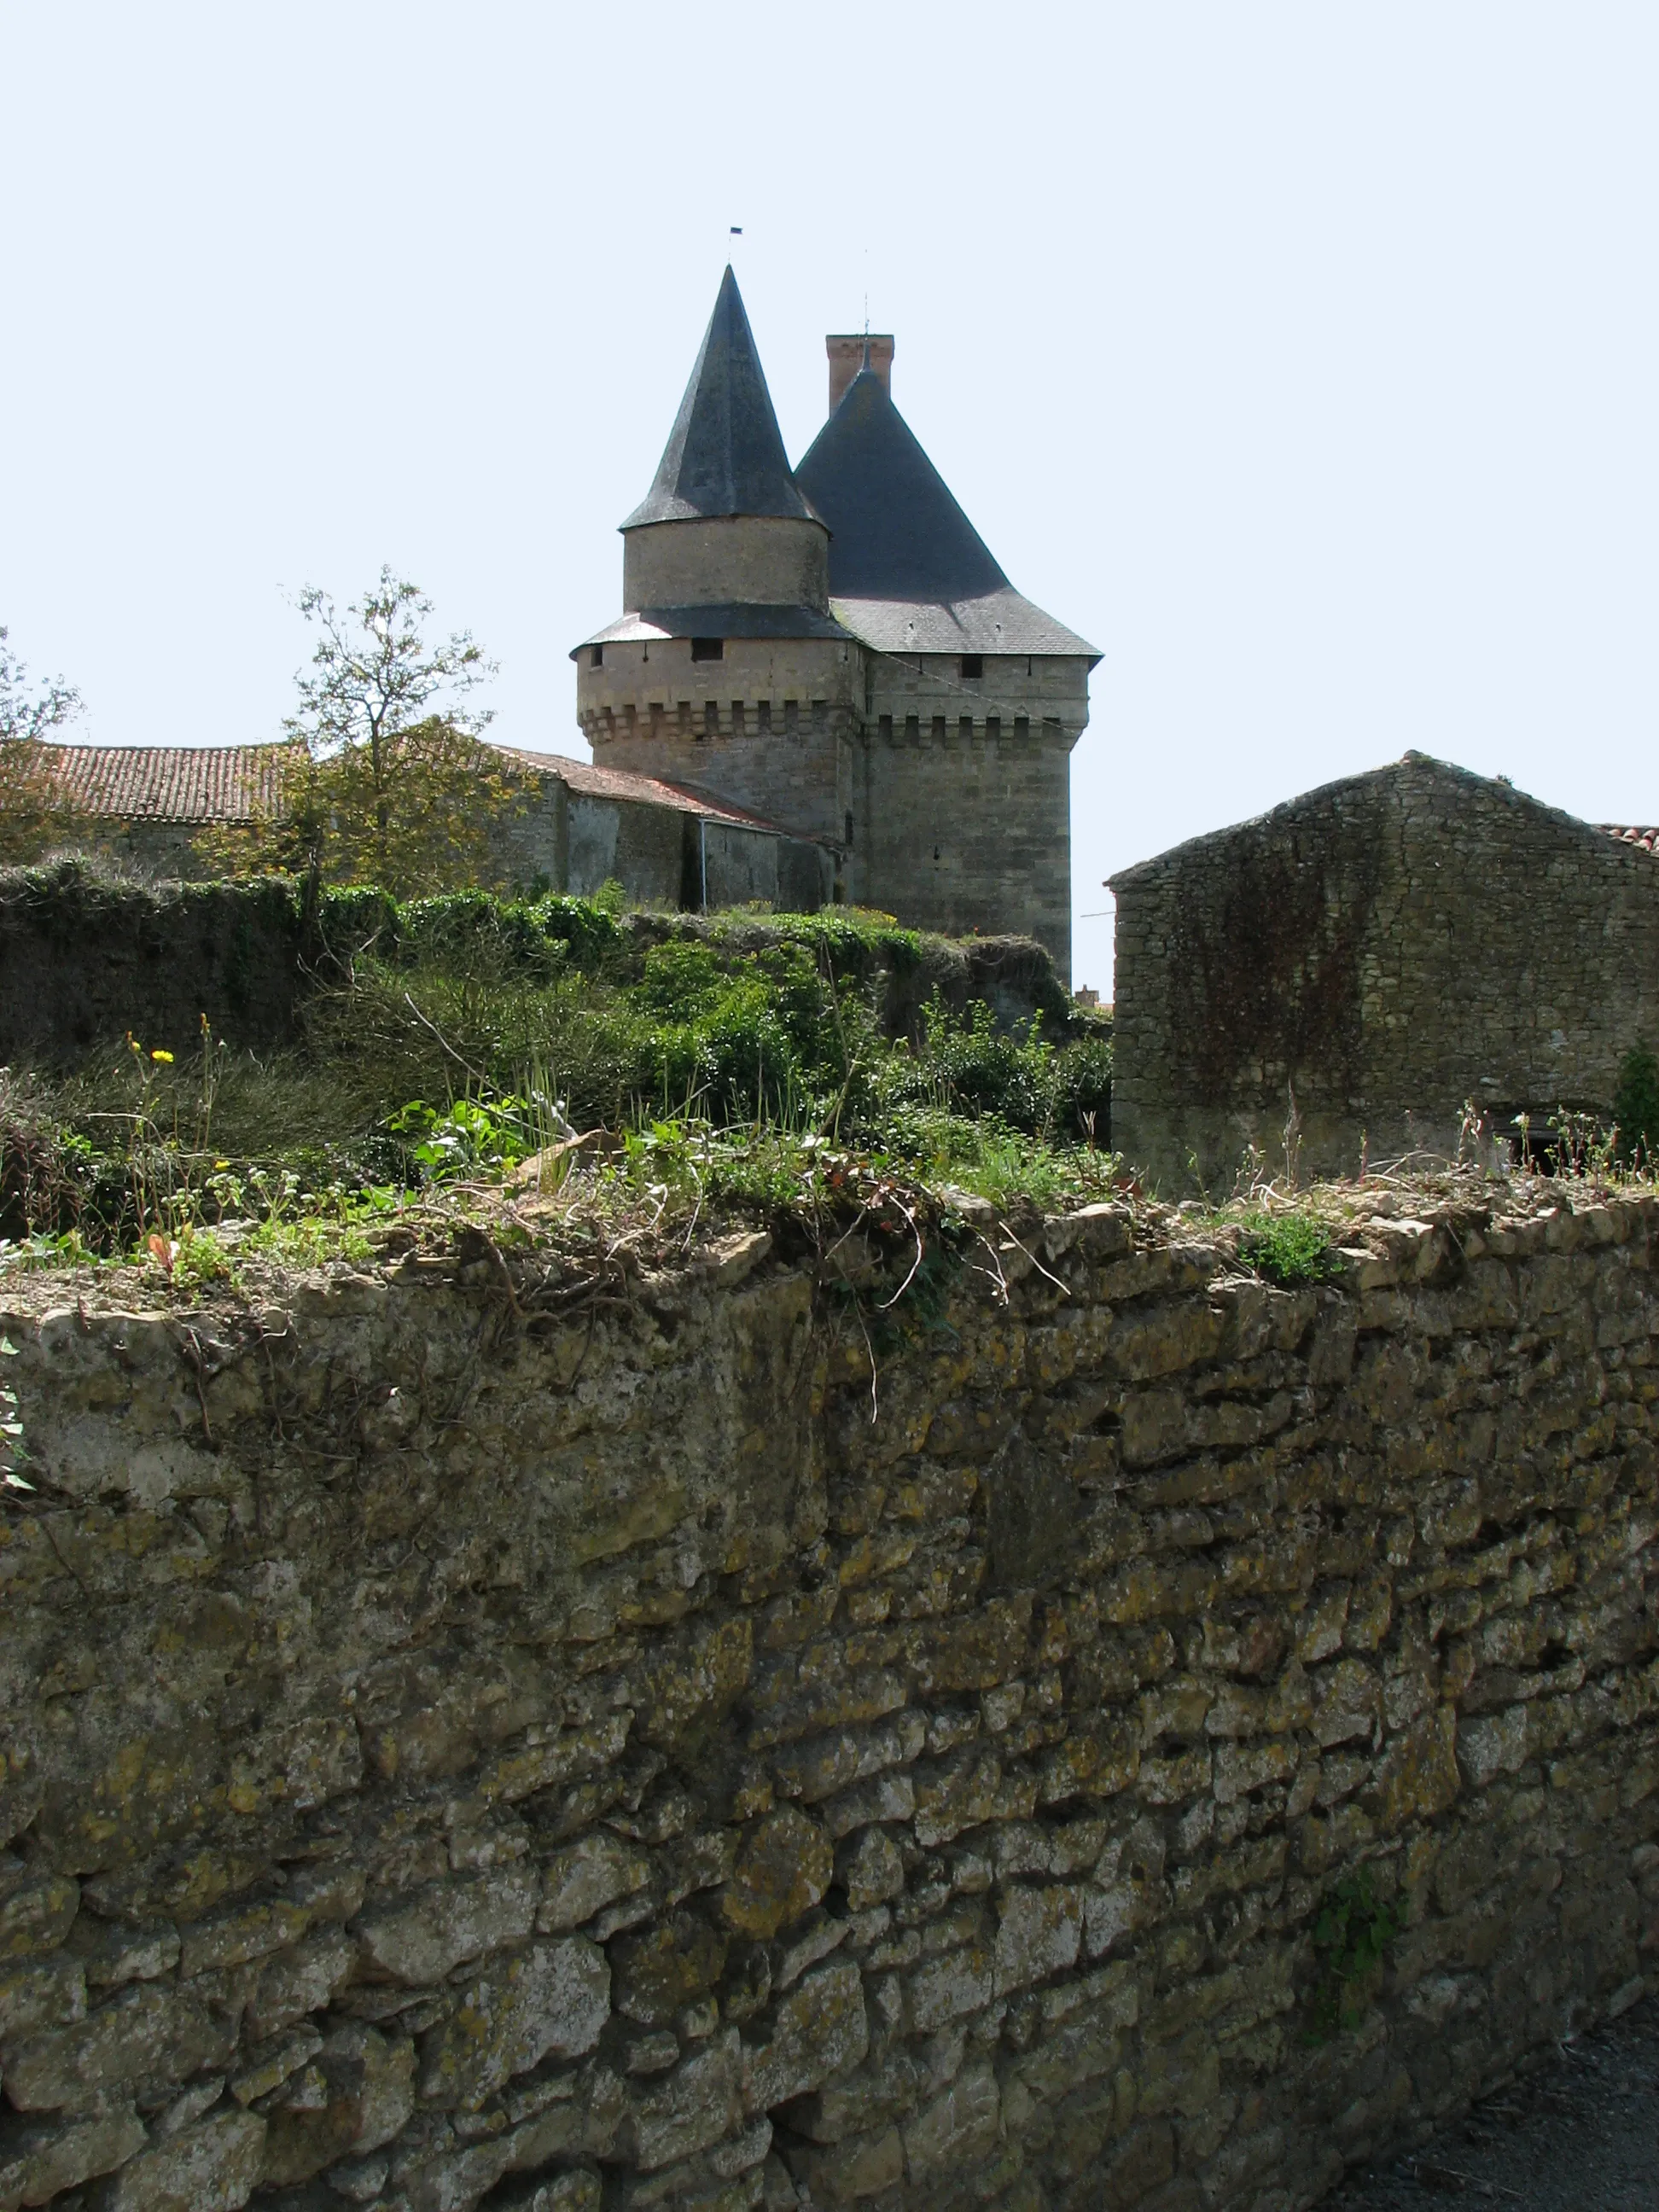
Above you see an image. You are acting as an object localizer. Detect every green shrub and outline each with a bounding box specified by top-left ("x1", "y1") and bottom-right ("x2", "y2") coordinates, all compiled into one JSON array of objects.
[
  {"x1": 1614, "y1": 1043, "x2": 1659, "y2": 1166},
  {"x1": 1239, "y1": 1210, "x2": 1333, "y2": 1285}
]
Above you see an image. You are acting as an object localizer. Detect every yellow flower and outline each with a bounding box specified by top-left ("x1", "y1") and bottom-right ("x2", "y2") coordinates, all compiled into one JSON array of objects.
[
  {"x1": 213, "y1": 1159, "x2": 230, "y2": 1170},
  {"x1": 150, "y1": 1050, "x2": 174, "y2": 1064}
]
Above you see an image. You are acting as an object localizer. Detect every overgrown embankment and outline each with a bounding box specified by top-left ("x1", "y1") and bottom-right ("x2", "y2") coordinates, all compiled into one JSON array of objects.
[
  {"x1": 0, "y1": 861, "x2": 1082, "y2": 1068},
  {"x1": 0, "y1": 1175, "x2": 1656, "y2": 2209},
  {"x1": 0, "y1": 862, "x2": 1112, "y2": 1260}
]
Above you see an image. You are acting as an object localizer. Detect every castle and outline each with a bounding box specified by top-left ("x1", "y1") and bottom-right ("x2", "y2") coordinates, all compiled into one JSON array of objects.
[
  {"x1": 573, "y1": 268, "x2": 1099, "y2": 980},
  {"x1": 36, "y1": 269, "x2": 1097, "y2": 969}
]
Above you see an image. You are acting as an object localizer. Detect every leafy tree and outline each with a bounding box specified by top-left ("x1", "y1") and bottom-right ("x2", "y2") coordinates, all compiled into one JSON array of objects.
[
  {"x1": 0, "y1": 626, "x2": 90, "y2": 865},
  {"x1": 201, "y1": 572, "x2": 522, "y2": 898}
]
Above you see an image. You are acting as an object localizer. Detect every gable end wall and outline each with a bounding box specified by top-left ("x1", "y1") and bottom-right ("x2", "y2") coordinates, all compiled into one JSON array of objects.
[{"x1": 1113, "y1": 762, "x2": 1659, "y2": 1186}]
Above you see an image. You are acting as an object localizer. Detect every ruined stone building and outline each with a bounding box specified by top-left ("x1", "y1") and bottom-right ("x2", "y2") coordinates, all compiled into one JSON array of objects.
[
  {"x1": 574, "y1": 268, "x2": 1099, "y2": 978},
  {"x1": 1110, "y1": 751, "x2": 1659, "y2": 1185}
]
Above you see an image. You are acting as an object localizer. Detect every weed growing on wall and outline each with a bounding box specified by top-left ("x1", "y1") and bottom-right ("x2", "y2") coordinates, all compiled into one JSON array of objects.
[
  {"x1": 1308, "y1": 1869, "x2": 1406, "y2": 2038},
  {"x1": 1238, "y1": 1210, "x2": 1335, "y2": 1285}
]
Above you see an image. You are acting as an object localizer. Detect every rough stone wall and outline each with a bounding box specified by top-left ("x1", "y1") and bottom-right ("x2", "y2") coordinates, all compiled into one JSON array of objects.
[
  {"x1": 5, "y1": 1189, "x2": 1659, "y2": 2211},
  {"x1": 853, "y1": 723, "x2": 1074, "y2": 983},
  {"x1": 1110, "y1": 754, "x2": 1659, "y2": 1189},
  {"x1": 0, "y1": 873, "x2": 306, "y2": 1066}
]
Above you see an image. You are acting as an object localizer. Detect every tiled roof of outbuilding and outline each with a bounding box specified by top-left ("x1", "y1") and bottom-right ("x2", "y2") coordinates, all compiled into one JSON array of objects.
[
  {"x1": 1601, "y1": 825, "x2": 1659, "y2": 854},
  {"x1": 483, "y1": 742, "x2": 821, "y2": 839},
  {"x1": 37, "y1": 737, "x2": 824, "y2": 847},
  {"x1": 623, "y1": 267, "x2": 818, "y2": 532},
  {"x1": 39, "y1": 742, "x2": 290, "y2": 823}
]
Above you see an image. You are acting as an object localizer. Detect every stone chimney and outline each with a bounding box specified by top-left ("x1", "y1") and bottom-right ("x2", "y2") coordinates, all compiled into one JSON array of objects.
[{"x1": 826, "y1": 333, "x2": 894, "y2": 416}]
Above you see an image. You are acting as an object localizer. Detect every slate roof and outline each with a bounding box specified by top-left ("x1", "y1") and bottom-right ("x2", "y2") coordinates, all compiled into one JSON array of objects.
[
  {"x1": 40, "y1": 742, "x2": 290, "y2": 823},
  {"x1": 623, "y1": 268, "x2": 818, "y2": 531},
  {"x1": 794, "y1": 365, "x2": 1099, "y2": 661},
  {"x1": 573, "y1": 603, "x2": 853, "y2": 655},
  {"x1": 830, "y1": 589, "x2": 1098, "y2": 660}
]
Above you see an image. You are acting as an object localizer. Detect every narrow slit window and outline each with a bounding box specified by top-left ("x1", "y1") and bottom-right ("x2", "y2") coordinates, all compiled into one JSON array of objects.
[
  {"x1": 690, "y1": 637, "x2": 724, "y2": 663},
  {"x1": 960, "y1": 655, "x2": 983, "y2": 680},
  {"x1": 589, "y1": 645, "x2": 603, "y2": 669},
  {"x1": 844, "y1": 810, "x2": 854, "y2": 847}
]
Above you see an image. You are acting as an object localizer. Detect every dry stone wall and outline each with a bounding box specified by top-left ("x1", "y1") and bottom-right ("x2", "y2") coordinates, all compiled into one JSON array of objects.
[{"x1": 4, "y1": 1188, "x2": 1659, "y2": 2210}]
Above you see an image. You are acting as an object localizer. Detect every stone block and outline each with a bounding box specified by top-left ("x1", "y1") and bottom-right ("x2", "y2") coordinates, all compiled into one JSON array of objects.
[
  {"x1": 742, "y1": 1959, "x2": 868, "y2": 2112},
  {"x1": 905, "y1": 1942, "x2": 994, "y2": 2035},
  {"x1": 770, "y1": 1714, "x2": 924, "y2": 1806},
  {"x1": 246, "y1": 1927, "x2": 355, "y2": 2038},
  {"x1": 358, "y1": 1864, "x2": 539, "y2": 1984},
  {"x1": 0, "y1": 1870, "x2": 78, "y2": 1962},
  {"x1": 259, "y1": 2023, "x2": 414, "y2": 2186},
  {"x1": 614, "y1": 1912, "x2": 727, "y2": 2026},
  {"x1": 784, "y1": 2122, "x2": 903, "y2": 2204},
  {"x1": 0, "y1": 2103, "x2": 147, "y2": 2207},
  {"x1": 419, "y1": 1939, "x2": 609, "y2": 2108},
  {"x1": 0, "y1": 1953, "x2": 85, "y2": 2042},
  {"x1": 98, "y1": 2107, "x2": 265, "y2": 2211},
  {"x1": 721, "y1": 1810, "x2": 832, "y2": 1939},
  {"x1": 899, "y1": 2057, "x2": 999, "y2": 2181},
  {"x1": 994, "y1": 1883, "x2": 1082, "y2": 1995},
  {"x1": 538, "y1": 1832, "x2": 653, "y2": 1934},
  {"x1": 627, "y1": 2029, "x2": 743, "y2": 2172},
  {"x1": 3, "y1": 1978, "x2": 240, "y2": 2115},
  {"x1": 836, "y1": 1828, "x2": 905, "y2": 1912}
]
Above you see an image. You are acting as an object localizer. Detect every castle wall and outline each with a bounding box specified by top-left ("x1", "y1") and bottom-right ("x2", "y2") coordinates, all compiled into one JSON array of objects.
[
  {"x1": 622, "y1": 517, "x2": 831, "y2": 614},
  {"x1": 1111, "y1": 758, "x2": 1659, "y2": 1190},
  {"x1": 853, "y1": 721, "x2": 1074, "y2": 981},
  {"x1": 4, "y1": 1190, "x2": 1659, "y2": 2209},
  {"x1": 864, "y1": 653, "x2": 1091, "y2": 735}
]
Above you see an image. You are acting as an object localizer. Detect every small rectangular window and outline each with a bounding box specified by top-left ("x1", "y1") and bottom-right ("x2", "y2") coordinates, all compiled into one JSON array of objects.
[
  {"x1": 960, "y1": 655, "x2": 983, "y2": 680},
  {"x1": 589, "y1": 645, "x2": 603, "y2": 668},
  {"x1": 690, "y1": 637, "x2": 724, "y2": 663}
]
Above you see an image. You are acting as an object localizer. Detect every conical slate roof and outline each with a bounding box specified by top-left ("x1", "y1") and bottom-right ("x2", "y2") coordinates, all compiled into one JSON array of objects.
[
  {"x1": 623, "y1": 268, "x2": 818, "y2": 530},
  {"x1": 795, "y1": 365, "x2": 1099, "y2": 660},
  {"x1": 794, "y1": 365, "x2": 1008, "y2": 601}
]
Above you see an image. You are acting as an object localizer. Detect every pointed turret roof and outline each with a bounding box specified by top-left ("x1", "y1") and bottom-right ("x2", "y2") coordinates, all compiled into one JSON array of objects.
[
  {"x1": 795, "y1": 365, "x2": 1007, "y2": 601},
  {"x1": 623, "y1": 267, "x2": 818, "y2": 530},
  {"x1": 795, "y1": 366, "x2": 1099, "y2": 660}
]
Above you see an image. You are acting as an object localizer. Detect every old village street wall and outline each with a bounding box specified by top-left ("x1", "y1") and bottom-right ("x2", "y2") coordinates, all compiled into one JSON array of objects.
[{"x1": 3, "y1": 1190, "x2": 1659, "y2": 2209}]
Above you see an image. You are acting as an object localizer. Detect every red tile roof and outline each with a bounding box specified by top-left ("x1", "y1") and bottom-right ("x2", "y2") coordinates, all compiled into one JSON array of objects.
[
  {"x1": 40, "y1": 742, "x2": 290, "y2": 824},
  {"x1": 38, "y1": 738, "x2": 824, "y2": 847},
  {"x1": 1601, "y1": 825, "x2": 1659, "y2": 855},
  {"x1": 483, "y1": 742, "x2": 818, "y2": 839}
]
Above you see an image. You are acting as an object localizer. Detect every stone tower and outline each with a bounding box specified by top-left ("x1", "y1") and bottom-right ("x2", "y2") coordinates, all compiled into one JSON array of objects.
[{"x1": 573, "y1": 268, "x2": 1097, "y2": 977}]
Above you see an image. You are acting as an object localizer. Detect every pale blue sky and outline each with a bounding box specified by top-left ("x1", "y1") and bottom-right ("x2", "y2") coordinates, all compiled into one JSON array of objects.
[{"x1": 4, "y1": 4, "x2": 1656, "y2": 991}]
